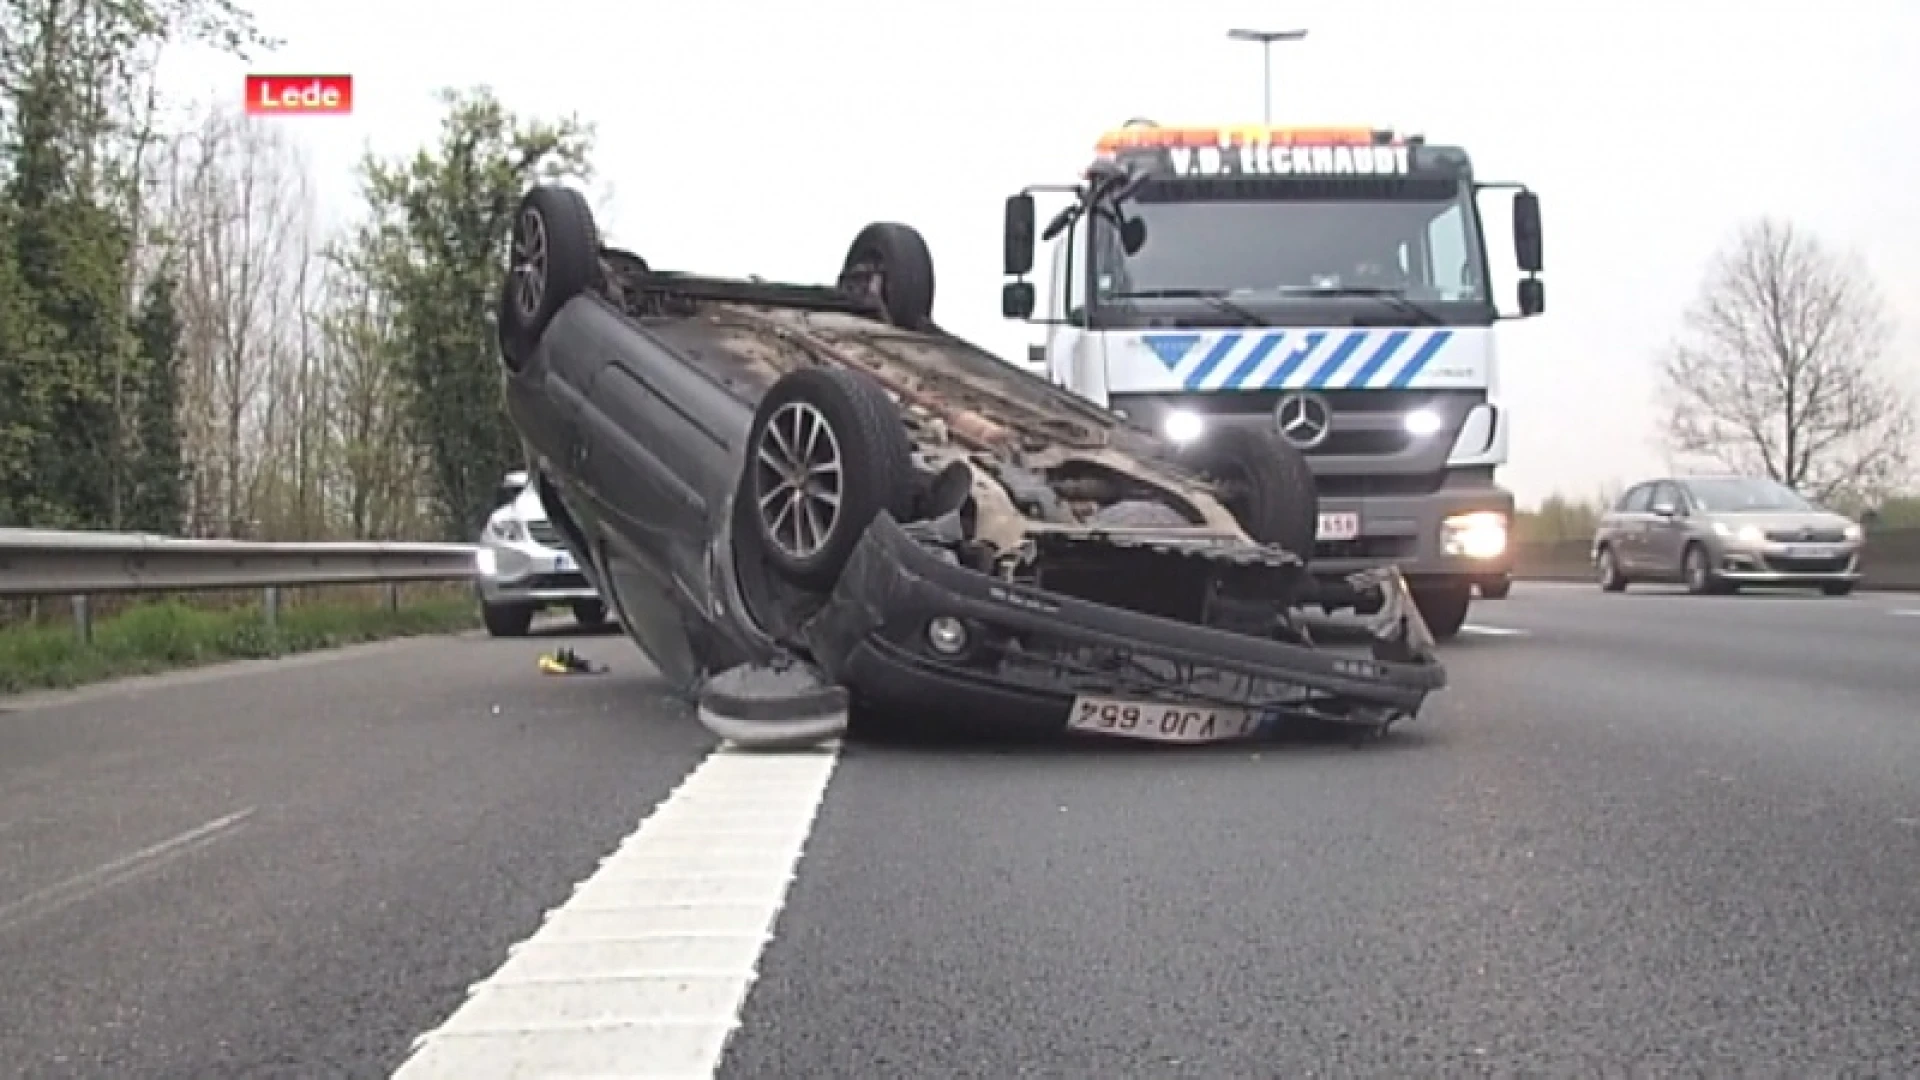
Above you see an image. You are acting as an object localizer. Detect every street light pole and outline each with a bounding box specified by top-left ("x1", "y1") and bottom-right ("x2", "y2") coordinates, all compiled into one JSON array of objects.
[{"x1": 1226, "y1": 27, "x2": 1308, "y2": 125}]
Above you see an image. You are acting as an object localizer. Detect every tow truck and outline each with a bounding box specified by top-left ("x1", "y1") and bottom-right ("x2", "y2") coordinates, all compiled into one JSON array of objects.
[{"x1": 1000, "y1": 120, "x2": 1544, "y2": 639}]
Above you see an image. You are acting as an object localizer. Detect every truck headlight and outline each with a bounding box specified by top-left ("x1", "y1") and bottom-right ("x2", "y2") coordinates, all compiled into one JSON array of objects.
[
  {"x1": 1162, "y1": 409, "x2": 1205, "y2": 444},
  {"x1": 1441, "y1": 511, "x2": 1507, "y2": 559},
  {"x1": 1403, "y1": 408, "x2": 1443, "y2": 436}
]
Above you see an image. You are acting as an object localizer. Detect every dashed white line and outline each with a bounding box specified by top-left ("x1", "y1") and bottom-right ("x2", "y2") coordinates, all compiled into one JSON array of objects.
[
  {"x1": 1460, "y1": 624, "x2": 1529, "y2": 637},
  {"x1": 1890, "y1": 609, "x2": 1920, "y2": 618},
  {"x1": 391, "y1": 745, "x2": 840, "y2": 1079},
  {"x1": 0, "y1": 807, "x2": 255, "y2": 933}
]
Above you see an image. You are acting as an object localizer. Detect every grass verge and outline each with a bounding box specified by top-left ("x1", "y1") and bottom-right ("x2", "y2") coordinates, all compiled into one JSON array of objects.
[{"x1": 0, "y1": 592, "x2": 480, "y2": 695}]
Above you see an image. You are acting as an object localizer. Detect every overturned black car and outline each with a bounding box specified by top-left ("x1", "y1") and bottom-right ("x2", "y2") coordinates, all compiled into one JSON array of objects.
[{"x1": 492, "y1": 184, "x2": 1447, "y2": 747}]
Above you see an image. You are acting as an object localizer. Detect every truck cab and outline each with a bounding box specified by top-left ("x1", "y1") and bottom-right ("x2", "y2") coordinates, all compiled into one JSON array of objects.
[{"x1": 999, "y1": 121, "x2": 1545, "y2": 639}]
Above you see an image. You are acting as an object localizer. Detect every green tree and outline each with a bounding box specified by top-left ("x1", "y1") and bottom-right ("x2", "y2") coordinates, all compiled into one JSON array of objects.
[
  {"x1": 356, "y1": 85, "x2": 593, "y2": 538},
  {"x1": 126, "y1": 263, "x2": 185, "y2": 532}
]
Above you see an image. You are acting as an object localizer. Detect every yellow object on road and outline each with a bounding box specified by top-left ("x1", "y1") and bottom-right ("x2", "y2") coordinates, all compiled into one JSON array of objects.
[{"x1": 537, "y1": 647, "x2": 603, "y2": 675}]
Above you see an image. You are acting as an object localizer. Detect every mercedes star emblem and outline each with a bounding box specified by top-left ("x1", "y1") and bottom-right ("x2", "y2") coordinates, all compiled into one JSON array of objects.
[{"x1": 1275, "y1": 392, "x2": 1333, "y2": 450}]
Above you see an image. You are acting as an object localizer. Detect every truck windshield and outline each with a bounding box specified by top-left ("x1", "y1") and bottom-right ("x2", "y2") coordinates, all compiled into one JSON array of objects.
[{"x1": 1094, "y1": 189, "x2": 1489, "y2": 306}]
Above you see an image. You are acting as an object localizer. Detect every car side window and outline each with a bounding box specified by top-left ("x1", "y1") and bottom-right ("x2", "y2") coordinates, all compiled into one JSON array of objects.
[
  {"x1": 1650, "y1": 481, "x2": 1682, "y2": 512},
  {"x1": 1619, "y1": 484, "x2": 1652, "y2": 512}
]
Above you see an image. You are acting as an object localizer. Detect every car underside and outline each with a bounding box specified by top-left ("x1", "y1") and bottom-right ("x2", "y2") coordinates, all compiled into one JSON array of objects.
[{"x1": 493, "y1": 184, "x2": 1448, "y2": 746}]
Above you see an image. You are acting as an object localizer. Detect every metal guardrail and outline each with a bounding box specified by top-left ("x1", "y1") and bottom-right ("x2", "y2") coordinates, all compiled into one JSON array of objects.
[
  {"x1": 0, "y1": 528, "x2": 480, "y2": 596},
  {"x1": 0, "y1": 528, "x2": 482, "y2": 641},
  {"x1": 1510, "y1": 527, "x2": 1920, "y2": 591}
]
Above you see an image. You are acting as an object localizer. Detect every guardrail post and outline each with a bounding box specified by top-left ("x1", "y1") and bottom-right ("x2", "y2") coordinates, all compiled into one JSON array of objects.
[
  {"x1": 262, "y1": 586, "x2": 280, "y2": 629},
  {"x1": 71, "y1": 594, "x2": 92, "y2": 644},
  {"x1": 385, "y1": 582, "x2": 400, "y2": 611}
]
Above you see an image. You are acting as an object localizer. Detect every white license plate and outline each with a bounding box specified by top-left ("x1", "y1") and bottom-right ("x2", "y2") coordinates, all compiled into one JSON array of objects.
[
  {"x1": 1316, "y1": 511, "x2": 1361, "y2": 541},
  {"x1": 1784, "y1": 545, "x2": 1823, "y2": 558},
  {"x1": 1067, "y1": 695, "x2": 1259, "y2": 744},
  {"x1": 553, "y1": 553, "x2": 574, "y2": 572}
]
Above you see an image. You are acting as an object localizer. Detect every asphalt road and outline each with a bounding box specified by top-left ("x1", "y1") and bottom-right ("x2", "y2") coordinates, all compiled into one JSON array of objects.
[{"x1": 2, "y1": 584, "x2": 1916, "y2": 1078}]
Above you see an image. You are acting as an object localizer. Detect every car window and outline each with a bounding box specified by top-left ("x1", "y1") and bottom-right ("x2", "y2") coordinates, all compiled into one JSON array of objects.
[
  {"x1": 1619, "y1": 484, "x2": 1652, "y2": 512},
  {"x1": 1650, "y1": 482, "x2": 1682, "y2": 511}
]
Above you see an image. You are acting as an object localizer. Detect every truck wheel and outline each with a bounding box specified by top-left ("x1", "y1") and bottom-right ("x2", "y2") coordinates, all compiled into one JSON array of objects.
[
  {"x1": 482, "y1": 602, "x2": 535, "y2": 638},
  {"x1": 1411, "y1": 583, "x2": 1471, "y2": 641},
  {"x1": 498, "y1": 184, "x2": 601, "y2": 368},
  {"x1": 1177, "y1": 425, "x2": 1319, "y2": 564},
  {"x1": 741, "y1": 366, "x2": 917, "y2": 591},
  {"x1": 1478, "y1": 576, "x2": 1512, "y2": 599},
  {"x1": 838, "y1": 222, "x2": 936, "y2": 330}
]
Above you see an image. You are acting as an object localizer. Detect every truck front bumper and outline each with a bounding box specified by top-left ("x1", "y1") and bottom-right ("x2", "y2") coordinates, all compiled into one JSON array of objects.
[{"x1": 1310, "y1": 485, "x2": 1516, "y2": 602}]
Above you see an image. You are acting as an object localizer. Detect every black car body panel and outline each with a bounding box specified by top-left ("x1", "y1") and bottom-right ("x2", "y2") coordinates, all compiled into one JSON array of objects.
[{"x1": 497, "y1": 202, "x2": 1447, "y2": 737}]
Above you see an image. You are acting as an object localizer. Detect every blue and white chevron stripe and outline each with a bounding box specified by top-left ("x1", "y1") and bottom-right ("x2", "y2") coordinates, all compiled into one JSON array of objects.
[{"x1": 1112, "y1": 327, "x2": 1487, "y2": 393}]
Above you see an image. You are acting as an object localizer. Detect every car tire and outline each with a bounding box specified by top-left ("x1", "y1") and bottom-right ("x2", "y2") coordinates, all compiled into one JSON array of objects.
[
  {"x1": 1596, "y1": 545, "x2": 1627, "y2": 592},
  {"x1": 1176, "y1": 424, "x2": 1319, "y2": 564},
  {"x1": 498, "y1": 184, "x2": 601, "y2": 368},
  {"x1": 740, "y1": 365, "x2": 917, "y2": 591},
  {"x1": 1410, "y1": 582, "x2": 1472, "y2": 641},
  {"x1": 1682, "y1": 542, "x2": 1723, "y2": 595},
  {"x1": 572, "y1": 599, "x2": 609, "y2": 628},
  {"x1": 482, "y1": 602, "x2": 535, "y2": 638},
  {"x1": 1821, "y1": 580, "x2": 1855, "y2": 597},
  {"x1": 838, "y1": 222, "x2": 936, "y2": 330}
]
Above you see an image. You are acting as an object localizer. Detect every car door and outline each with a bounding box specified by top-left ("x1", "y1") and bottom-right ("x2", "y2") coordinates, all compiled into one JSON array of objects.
[
  {"x1": 1642, "y1": 481, "x2": 1689, "y2": 573},
  {"x1": 1610, "y1": 483, "x2": 1654, "y2": 570}
]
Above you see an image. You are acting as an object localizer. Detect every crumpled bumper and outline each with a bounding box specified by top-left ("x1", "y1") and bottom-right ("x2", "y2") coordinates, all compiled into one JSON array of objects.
[{"x1": 799, "y1": 515, "x2": 1446, "y2": 733}]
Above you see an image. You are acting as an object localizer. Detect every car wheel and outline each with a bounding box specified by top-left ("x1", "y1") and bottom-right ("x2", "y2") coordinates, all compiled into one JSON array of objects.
[
  {"x1": 1176, "y1": 424, "x2": 1319, "y2": 564},
  {"x1": 1682, "y1": 542, "x2": 1722, "y2": 595},
  {"x1": 1410, "y1": 582, "x2": 1472, "y2": 641},
  {"x1": 1821, "y1": 580, "x2": 1855, "y2": 597},
  {"x1": 498, "y1": 184, "x2": 601, "y2": 368},
  {"x1": 837, "y1": 222, "x2": 936, "y2": 330},
  {"x1": 572, "y1": 599, "x2": 609, "y2": 628},
  {"x1": 741, "y1": 366, "x2": 917, "y2": 591},
  {"x1": 482, "y1": 602, "x2": 535, "y2": 638},
  {"x1": 1596, "y1": 546, "x2": 1627, "y2": 592}
]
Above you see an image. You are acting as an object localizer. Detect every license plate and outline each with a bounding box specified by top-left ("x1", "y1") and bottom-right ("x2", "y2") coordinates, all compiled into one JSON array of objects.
[
  {"x1": 553, "y1": 553, "x2": 574, "y2": 572},
  {"x1": 1067, "y1": 695, "x2": 1259, "y2": 744},
  {"x1": 1316, "y1": 511, "x2": 1361, "y2": 541},
  {"x1": 1785, "y1": 545, "x2": 1821, "y2": 558}
]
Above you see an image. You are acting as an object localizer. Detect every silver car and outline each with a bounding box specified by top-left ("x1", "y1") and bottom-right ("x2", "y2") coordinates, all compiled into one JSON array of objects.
[
  {"x1": 1590, "y1": 474, "x2": 1865, "y2": 596},
  {"x1": 476, "y1": 470, "x2": 608, "y2": 636}
]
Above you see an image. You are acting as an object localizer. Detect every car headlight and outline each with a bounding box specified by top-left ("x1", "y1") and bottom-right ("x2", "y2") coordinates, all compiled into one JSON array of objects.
[
  {"x1": 1711, "y1": 521, "x2": 1765, "y2": 545},
  {"x1": 1441, "y1": 511, "x2": 1507, "y2": 558},
  {"x1": 1162, "y1": 409, "x2": 1205, "y2": 444},
  {"x1": 1844, "y1": 523, "x2": 1863, "y2": 542},
  {"x1": 487, "y1": 517, "x2": 529, "y2": 544},
  {"x1": 1402, "y1": 408, "x2": 1443, "y2": 436}
]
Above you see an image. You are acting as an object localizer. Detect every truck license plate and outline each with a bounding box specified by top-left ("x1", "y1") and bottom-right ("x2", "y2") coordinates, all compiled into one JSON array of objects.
[{"x1": 1316, "y1": 512, "x2": 1361, "y2": 541}]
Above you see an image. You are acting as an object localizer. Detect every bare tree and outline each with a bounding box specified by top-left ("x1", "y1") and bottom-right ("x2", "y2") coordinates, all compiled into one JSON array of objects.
[
  {"x1": 162, "y1": 102, "x2": 313, "y2": 535},
  {"x1": 1659, "y1": 218, "x2": 1915, "y2": 503}
]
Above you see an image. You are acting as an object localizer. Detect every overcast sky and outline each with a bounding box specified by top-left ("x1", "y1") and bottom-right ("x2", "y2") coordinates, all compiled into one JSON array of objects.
[{"x1": 160, "y1": 0, "x2": 1920, "y2": 507}]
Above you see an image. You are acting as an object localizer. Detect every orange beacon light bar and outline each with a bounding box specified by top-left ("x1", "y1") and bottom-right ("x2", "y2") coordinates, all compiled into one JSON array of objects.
[{"x1": 1093, "y1": 124, "x2": 1392, "y2": 153}]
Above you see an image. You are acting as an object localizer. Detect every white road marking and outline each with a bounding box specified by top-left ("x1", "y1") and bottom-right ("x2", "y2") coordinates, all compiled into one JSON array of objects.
[
  {"x1": 1890, "y1": 609, "x2": 1920, "y2": 618},
  {"x1": 0, "y1": 807, "x2": 255, "y2": 933},
  {"x1": 391, "y1": 745, "x2": 841, "y2": 1079},
  {"x1": 1460, "y1": 624, "x2": 1529, "y2": 637}
]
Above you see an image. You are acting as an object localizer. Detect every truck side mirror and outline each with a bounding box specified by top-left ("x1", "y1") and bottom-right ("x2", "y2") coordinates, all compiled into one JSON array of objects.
[
  {"x1": 1517, "y1": 277, "x2": 1544, "y2": 316},
  {"x1": 1002, "y1": 281, "x2": 1036, "y2": 320},
  {"x1": 1513, "y1": 190, "x2": 1542, "y2": 273},
  {"x1": 1004, "y1": 194, "x2": 1036, "y2": 277}
]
